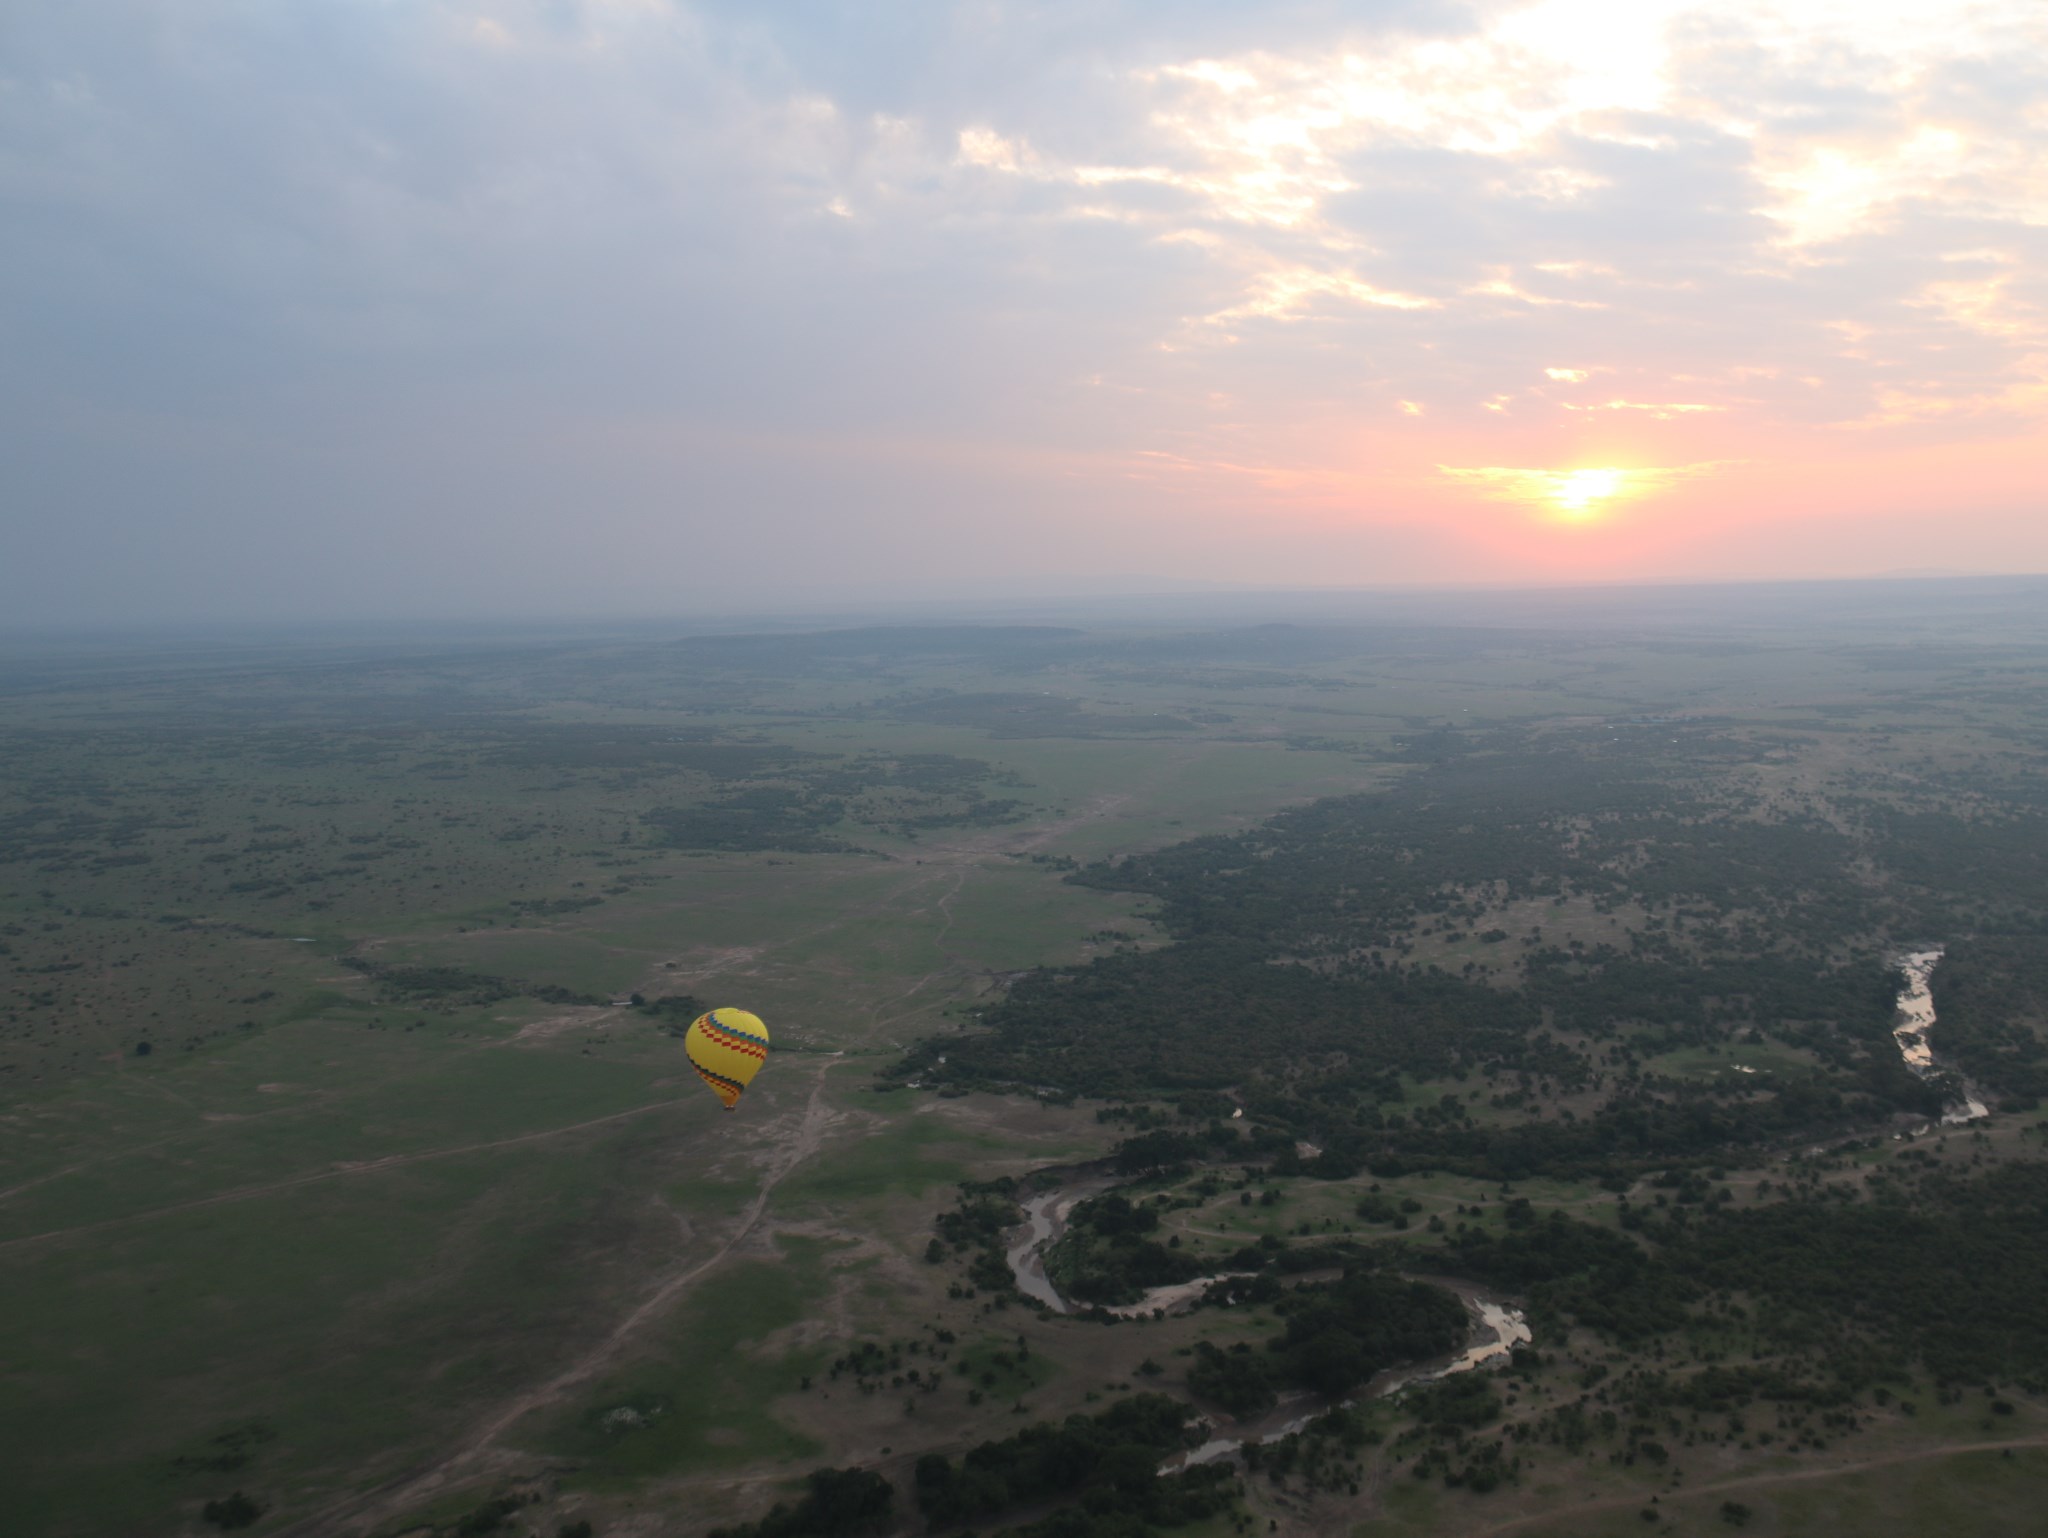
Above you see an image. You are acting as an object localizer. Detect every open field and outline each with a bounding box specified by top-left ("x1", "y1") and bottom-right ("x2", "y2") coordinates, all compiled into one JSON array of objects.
[
  {"x1": 1465, "y1": 1443, "x2": 2048, "y2": 1538},
  {"x1": 5, "y1": 586, "x2": 2048, "y2": 1537}
]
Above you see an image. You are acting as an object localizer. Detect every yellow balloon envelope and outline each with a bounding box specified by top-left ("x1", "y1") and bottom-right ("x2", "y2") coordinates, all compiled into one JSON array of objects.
[{"x1": 684, "y1": 1008, "x2": 770, "y2": 1111}]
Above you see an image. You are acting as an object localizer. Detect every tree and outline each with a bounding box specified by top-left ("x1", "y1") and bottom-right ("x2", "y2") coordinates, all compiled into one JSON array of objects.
[{"x1": 201, "y1": 1493, "x2": 264, "y2": 1530}]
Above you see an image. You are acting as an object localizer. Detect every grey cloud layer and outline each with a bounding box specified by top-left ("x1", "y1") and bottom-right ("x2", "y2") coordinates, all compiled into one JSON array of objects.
[{"x1": 3, "y1": 0, "x2": 2043, "y2": 623}]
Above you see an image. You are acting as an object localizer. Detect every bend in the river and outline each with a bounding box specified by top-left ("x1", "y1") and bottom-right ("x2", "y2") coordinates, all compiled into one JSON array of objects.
[{"x1": 1001, "y1": 1166, "x2": 1530, "y2": 1470}]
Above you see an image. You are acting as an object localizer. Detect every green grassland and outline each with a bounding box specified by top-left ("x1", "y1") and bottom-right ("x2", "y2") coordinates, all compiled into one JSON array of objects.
[
  {"x1": 1, "y1": 624, "x2": 1424, "y2": 1536},
  {"x1": 3, "y1": 594, "x2": 2048, "y2": 1537},
  {"x1": 546, "y1": 1235, "x2": 846, "y2": 1485},
  {"x1": 1494, "y1": 1445, "x2": 2048, "y2": 1538}
]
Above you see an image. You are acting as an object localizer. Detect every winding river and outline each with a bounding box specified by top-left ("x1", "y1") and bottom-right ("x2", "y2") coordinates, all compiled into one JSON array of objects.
[
  {"x1": 994, "y1": 950, "x2": 1985, "y2": 1473},
  {"x1": 1891, "y1": 946, "x2": 1988, "y2": 1124},
  {"x1": 1165, "y1": 1284, "x2": 1533, "y2": 1470},
  {"x1": 1002, "y1": 1171, "x2": 1530, "y2": 1468},
  {"x1": 1003, "y1": 1172, "x2": 1121, "y2": 1314}
]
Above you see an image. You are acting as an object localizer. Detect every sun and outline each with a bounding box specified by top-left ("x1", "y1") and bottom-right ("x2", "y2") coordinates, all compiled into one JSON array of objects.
[
  {"x1": 1440, "y1": 459, "x2": 1722, "y2": 526},
  {"x1": 1550, "y1": 467, "x2": 1626, "y2": 521}
]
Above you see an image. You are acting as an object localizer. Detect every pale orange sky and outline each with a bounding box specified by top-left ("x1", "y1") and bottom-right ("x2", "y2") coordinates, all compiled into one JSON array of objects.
[{"x1": 4, "y1": 0, "x2": 2044, "y2": 621}]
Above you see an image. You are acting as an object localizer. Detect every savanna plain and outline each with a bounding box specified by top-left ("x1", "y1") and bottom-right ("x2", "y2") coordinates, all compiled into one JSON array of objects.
[{"x1": 5, "y1": 580, "x2": 2048, "y2": 1538}]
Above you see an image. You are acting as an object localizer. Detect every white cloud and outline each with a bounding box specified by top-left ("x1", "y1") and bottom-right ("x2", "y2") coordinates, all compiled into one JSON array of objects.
[
  {"x1": 957, "y1": 125, "x2": 1032, "y2": 172},
  {"x1": 935, "y1": 0, "x2": 2047, "y2": 436},
  {"x1": 1210, "y1": 265, "x2": 1438, "y2": 322},
  {"x1": 1561, "y1": 399, "x2": 1723, "y2": 417}
]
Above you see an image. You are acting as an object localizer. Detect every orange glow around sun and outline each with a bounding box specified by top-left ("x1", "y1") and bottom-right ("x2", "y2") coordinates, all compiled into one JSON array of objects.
[
  {"x1": 1436, "y1": 461, "x2": 1731, "y2": 532},
  {"x1": 1437, "y1": 462, "x2": 1647, "y2": 525}
]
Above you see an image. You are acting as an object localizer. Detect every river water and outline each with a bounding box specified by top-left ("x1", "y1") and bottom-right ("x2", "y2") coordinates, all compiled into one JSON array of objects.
[
  {"x1": 1891, "y1": 946, "x2": 1988, "y2": 1124},
  {"x1": 1164, "y1": 1285, "x2": 1532, "y2": 1470},
  {"x1": 1003, "y1": 1172, "x2": 1121, "y2": 1313},
  {"x1": 1001, "y1": 1176, "x2": 1530, "y2": 1470}
]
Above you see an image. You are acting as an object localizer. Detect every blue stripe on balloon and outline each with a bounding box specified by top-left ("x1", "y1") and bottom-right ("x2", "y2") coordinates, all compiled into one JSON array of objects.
[{"x1": 707, "y1": 1010, "x2": 769, "y2": 1048}]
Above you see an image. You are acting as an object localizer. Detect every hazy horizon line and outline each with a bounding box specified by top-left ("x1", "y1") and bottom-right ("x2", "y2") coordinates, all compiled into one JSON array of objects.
[{"x1": 4, "y1": 569, "x2": 2047, "y2": 650}]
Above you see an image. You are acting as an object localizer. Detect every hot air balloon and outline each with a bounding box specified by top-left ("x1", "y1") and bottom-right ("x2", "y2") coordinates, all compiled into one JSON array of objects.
[{"x1": 684, "y1": 1008, "x2": 770, "y2": 1111}]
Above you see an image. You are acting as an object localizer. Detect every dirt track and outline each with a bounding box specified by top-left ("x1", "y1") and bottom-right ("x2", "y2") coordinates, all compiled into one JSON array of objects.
[
  {"x1": 282, "y1": 813, "x2": 1107, "y2": 1534},
  {"x1": 285, "y1": 1055, "x2": 844, "y2": 1538},
  {"x1": 170, "y1": 808, "x2": 1141, "y2": 1536}
]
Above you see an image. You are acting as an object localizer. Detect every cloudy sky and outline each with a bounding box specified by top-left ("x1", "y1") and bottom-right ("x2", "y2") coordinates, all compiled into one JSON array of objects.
[{"x1": 4, "y1": 0, "x2": 2044, "y2": 624}]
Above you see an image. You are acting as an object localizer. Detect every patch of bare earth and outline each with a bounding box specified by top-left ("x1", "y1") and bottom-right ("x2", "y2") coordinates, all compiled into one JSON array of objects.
[{"x1": 511, "y1": 1005, "x2": 620, "y2": 1042}]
